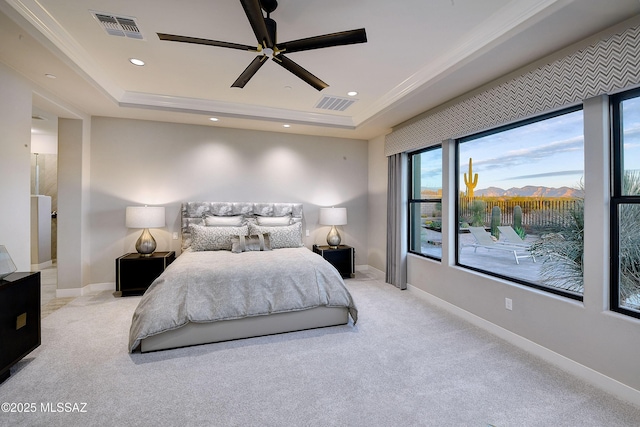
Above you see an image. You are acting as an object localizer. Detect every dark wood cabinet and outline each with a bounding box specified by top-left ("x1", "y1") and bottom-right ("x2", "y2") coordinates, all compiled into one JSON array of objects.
[
  {"x1": 0, "y1": 272, "x2": 41, "y2": 383},
  {"x1": 116, "y1": 251, "x2": 175, "y2": 296},
  {"x1": 313, "y1": 245, "x2": 355, "y2": 278}
]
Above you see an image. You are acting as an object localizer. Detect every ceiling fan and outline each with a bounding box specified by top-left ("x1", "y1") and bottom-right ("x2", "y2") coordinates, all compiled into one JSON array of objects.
[{"x1": 157, "y1": 0, "x2": 367, "y2": 91}]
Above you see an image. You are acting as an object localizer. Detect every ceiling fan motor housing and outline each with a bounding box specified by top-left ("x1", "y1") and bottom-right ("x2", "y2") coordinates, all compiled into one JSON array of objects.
[
  {"x1": 260, "y1": 0, "x2": 278, "y2": 14},
  {"x1": 265, "y1": 17, "x2": 277, "y2": 48}
]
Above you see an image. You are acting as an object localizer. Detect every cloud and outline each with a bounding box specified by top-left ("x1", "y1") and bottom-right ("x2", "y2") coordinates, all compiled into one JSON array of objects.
[
  {"x1": 505, "y1": 170, "x2": 583, "y2": 181},
  {"x1": 467, "y1": 135, "x2": 584, "y2": 172}
]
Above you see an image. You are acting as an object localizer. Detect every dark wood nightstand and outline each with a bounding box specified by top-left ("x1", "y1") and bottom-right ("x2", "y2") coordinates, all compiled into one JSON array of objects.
[
  {"x1": 116, "y1": 251, "x2": 175, "y2": 296},
  {"x1": 312, "y1": 244, "x2": 355, "y2": 278},
  {"x1": 0, "y1": 272, "x2": 41, "y2": 383}
]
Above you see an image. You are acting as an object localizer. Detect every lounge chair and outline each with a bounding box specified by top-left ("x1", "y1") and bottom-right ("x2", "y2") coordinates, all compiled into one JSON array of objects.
[
  {"x1": 497, "y1": 226, "x2": 531, "y2": 248},
  {"x1": 464, "y1": 226, "x2": 535, "y2": 264}
]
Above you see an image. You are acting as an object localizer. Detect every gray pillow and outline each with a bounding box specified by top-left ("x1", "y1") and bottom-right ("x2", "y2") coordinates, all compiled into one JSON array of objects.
[
  {"x1": 248, "y1": 222, "x2": 303, "y2": 249},
  {"x1": 231, "y1": 233, "x2": 272, "y2": 253},
  {"x1": 190, "y1": 224, "x2": 248, "y2": 251}
]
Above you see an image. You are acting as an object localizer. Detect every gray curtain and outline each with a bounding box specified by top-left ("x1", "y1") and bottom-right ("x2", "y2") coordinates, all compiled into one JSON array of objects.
[{"x1": 386, "y1": 153, "x2": 407, "y2": 289}]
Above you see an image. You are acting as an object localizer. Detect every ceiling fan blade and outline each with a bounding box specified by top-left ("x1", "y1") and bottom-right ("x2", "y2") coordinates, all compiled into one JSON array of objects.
[
  {"x1": 157, "y1": 33, "x2": 258, "y2": 52},
  {"x1": 278, "y1": 28, "x2": 367, "y2": 54},
  {"x1": 231, "y1": 55, "x2": 269, "y2": 88},
  {"x1": 240, "y1": 0, "x2": 273, "y2": 48},
  {"x1": 272, "y1": 54, "x2": 328, "y2": 91}
]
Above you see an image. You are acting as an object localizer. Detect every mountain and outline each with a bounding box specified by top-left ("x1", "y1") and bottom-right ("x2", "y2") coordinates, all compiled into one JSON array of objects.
[{"x1": 474, "y1": 185, "x2": 583, "y2": 198}]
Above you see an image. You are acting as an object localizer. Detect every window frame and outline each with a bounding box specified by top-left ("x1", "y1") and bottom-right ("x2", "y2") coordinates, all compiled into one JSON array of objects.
[
  {"x1": 610, "y1": 87, "x2": 640, "y2": 320},
  {"x1": 454, "y1": 105, "x2": 584, "y2": 301},
  {"x1": 408, "y1": 145, "x2": 443, "y2": 261}
]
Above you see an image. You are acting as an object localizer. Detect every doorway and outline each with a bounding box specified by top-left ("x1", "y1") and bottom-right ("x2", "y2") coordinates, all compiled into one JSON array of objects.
[{"x1": 30, "y1": 107, "x2": 58, "y2": 306}]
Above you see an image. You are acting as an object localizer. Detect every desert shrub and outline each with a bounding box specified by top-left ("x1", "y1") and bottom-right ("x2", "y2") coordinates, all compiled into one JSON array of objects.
[
  {"x1": 469, "y1": 200, "x2": 486, "y2": 227},
  {"x1": 531, "y1": 199, "x2": 584, "y2": 293}
]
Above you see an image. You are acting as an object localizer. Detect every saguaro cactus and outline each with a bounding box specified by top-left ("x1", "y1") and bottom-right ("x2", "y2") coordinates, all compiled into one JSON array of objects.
[
  {"x1": 513, "y1": 205, "x2": 523, "y2": 230},
  {"x1": 491, "y1": 206, "x2": 501, "y2": 239},
  {"x1": 463, "y1": 158, "x2": 478, "y2": 197}
]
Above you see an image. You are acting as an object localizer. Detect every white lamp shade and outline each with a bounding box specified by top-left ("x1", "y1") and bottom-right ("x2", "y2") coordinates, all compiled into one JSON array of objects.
[
  {"x1": 319, "y1": 207, "x2": 347, "y2": 226},
  {"x1": 126, "y1": 206, "x2": 166, "y2": 229}
]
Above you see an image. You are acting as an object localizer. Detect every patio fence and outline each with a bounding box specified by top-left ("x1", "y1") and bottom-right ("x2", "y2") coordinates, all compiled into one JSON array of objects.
[{"x1": 457, "y1": 196, "x2": 581, "y2": 229}]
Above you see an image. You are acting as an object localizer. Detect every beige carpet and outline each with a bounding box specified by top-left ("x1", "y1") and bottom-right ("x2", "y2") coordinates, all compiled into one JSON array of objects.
[{"x1": 2, "y1": 273, "x2": 639, "y2": 426}]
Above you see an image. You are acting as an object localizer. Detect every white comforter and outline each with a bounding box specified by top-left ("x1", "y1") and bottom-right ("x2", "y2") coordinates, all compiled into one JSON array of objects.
[{"x1": 129, "y1": 247, "x2": 357, "y2": 352}]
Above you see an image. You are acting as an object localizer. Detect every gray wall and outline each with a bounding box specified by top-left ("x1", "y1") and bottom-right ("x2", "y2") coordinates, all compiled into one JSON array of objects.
[
  {"x1": 367, "y1": 134, "x2": 388, "y2": 273},
  {"x1": 89, "y1": 117, "x2": 368, "y2": 285},
  {"x1": 402, "y1": 97, "x2": 640, "y2": 396},
  {"x1": 0, "y1": 63, "x2": 31, "y2": 270},
  {"x1": 57, "y1": 118, "x2": 92, "y2": 291}
]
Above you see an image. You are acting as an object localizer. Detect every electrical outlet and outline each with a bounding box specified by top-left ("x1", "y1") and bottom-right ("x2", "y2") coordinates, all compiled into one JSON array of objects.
[
  {"x1": 172, "y1": 232, "x2": 179, "y2": 240},
  {"x1": 306, "y1": 229, "x2": 310, "y2": 237},
  {"x1": 505, "y1": 298, "x2": 513, "y2": 311}
]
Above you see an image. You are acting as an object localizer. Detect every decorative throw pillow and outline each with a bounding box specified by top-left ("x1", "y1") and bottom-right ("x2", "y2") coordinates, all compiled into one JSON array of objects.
[
  {"x1": 204, "y1": 215, "x2": 244, "y2": 227},
  {"x1": 248, "y1": 222, "x2": 303, "y2": 249},
  {"x1": 231, "y1": 233, "x2": 272, "y2": 253},
  {"x1": 189, "y1": 224, "x2": 248, "y2": 251},
  {"x1": 255, "y1": 215, "x2": 291, "y2": 226}
]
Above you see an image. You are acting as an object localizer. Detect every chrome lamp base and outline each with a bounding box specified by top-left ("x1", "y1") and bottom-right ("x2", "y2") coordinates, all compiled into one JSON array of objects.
[
  {"x1": 135, "y1": 228, "x2": 157, "y2": 256},
  {"x1": 326, "y1": 225, "x2": 342, "y2": 249}
]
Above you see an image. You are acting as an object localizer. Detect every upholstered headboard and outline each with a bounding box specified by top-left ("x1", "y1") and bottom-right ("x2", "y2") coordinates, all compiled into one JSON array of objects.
[{"x1": 181, "y1": 202, "x2": 303, "y2": 250}]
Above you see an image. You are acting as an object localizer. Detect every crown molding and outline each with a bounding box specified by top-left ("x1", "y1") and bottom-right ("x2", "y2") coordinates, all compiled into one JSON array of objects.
[
  {"x1": 6, "y1": 0, "x2": 568, "y2": 132},
  {"x1": 353, "y1": 0, "x2": 568, "y2": 127},
  {"x1": 119, "y1": 91, "x2": 357, "y2": 129},
  {"x1": 6, "y1": 0, "x2": 125, "y2": 101}
]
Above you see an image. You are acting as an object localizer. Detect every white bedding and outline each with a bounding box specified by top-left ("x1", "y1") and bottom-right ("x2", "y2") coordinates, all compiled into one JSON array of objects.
[{"x1": 129, "y1": 247, "x2": 357, "y2": 352}]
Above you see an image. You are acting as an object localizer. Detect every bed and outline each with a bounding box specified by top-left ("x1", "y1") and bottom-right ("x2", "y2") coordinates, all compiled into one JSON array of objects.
[{"x1": 129, "y1": 202, "x2": 358, "y2": 353}]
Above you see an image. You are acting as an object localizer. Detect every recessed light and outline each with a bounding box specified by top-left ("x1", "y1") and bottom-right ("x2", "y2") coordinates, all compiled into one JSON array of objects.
[
  {"x1": 129, "y1": 58, "x2": 145, "y2": 66},
  {"x1": 209, "y1": 117, "x2": 219, "y2": 122},
  {"x1": 283, "y1": 124, "x2": 291, "y2": 128},
  {"x1": 45, "y1": 73, "x2": 57, "y2": 79},
  {"x1": 347, "y1": 91, "x2": 358, "y2": 96}
]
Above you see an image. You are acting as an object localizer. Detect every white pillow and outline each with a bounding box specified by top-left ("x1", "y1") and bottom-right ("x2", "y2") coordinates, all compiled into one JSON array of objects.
[
  {"x1": 248, "y1": 222, "x2": 303, "y2": 249},
  {"x1": 204, "y1": 215, "x2": 244, "y2": 227},
  {"x1": 190, "y1": 224, "x2": 248, "y2": 251},
  {"x1": 255, "y1": 215, "x2": 291, "y2": 226}
]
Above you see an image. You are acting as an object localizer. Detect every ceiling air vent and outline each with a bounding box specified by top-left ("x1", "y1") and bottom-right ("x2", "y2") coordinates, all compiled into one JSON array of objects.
[
  {"x1": 92, "y1": 11, "x2": 143, "y2": 39},
  {"x1": 314, "y1": 96, "x2": 356, "y2": 112}
]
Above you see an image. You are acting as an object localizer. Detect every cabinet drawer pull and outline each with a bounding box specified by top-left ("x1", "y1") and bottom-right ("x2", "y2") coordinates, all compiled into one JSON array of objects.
[{"x1": 16, "y1": 313, "x2": 27, "y2": 330}]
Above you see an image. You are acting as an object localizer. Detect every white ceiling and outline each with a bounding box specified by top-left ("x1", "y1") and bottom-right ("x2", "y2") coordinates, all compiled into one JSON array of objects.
[{"x1": 1, "y1": 0, "x2": 639, "y2": 140}]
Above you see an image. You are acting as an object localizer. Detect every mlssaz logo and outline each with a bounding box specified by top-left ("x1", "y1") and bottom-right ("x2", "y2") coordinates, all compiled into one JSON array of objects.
[{"x1": 40, "y1": 402, "x2": 88, "y2": 413}]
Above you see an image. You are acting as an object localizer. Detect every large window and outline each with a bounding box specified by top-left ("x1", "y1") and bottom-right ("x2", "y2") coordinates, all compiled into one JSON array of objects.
[
  {"x1": 409, "y1": 146, "x2": 442, "y2": 260},
  {"x1": 611, "y1": 88, "x2": 640, "y2": 319},
  {"x1": 456, "y1": 106, "x2": 584, "y2": 299}
]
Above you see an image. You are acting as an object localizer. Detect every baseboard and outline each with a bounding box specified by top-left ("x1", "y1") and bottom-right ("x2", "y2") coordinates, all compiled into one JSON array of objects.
[
  {"x1": 407, "y1": 283, "x2": 640, "y2": 407},
  {"x1": 56, "y1": 282, "x2": 115, "y2": 298},
  {"x1": 356, "y1": 265, "x2": 385, "y2": 281}
]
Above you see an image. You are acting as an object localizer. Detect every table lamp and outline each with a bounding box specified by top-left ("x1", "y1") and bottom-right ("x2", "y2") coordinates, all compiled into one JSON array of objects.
[
  {"x1": 319, "y1": 207, "x2": 347, "y2": 248},
  {"x1": 126, "y1": 206, "x2": 165, "y2": 256}
]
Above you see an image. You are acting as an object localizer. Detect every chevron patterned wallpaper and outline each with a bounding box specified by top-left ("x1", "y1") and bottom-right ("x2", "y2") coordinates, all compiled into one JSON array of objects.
[{"x1": 385, "y1": 23, "x2": 640, "y2": 156}]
